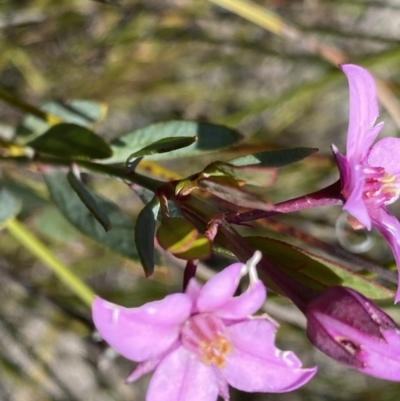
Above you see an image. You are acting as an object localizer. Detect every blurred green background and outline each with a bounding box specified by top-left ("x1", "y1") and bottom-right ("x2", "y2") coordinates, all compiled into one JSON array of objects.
[{"x1": 1, "y1": 0, "x2": 400, "y2": 400}]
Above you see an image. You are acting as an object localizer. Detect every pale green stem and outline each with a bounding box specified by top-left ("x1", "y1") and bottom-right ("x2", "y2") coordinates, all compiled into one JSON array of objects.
[
  {"x1": 0, "y1": 86, "x2": 61, "y2": 124},
  {"x1": 207, "y1": 0, "x2": 297, "y2": 38},
  {"x1": 7, "y1": 218, "x2": 95, "y2": 306}
]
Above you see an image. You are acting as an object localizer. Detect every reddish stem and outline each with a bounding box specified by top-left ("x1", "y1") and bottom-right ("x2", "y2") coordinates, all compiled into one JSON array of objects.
[
  {"x1": 183, "y1": 259, "x2": 199, "y2": 291},
  {"x1": 227, "y1": 180, "x2": 343, "y2": 224}
]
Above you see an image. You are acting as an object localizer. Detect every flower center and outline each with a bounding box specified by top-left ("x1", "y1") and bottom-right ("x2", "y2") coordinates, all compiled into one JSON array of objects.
[
  {"x1": 180, "y1": 313, "x2": 232, "y2": 368},
  {"x1": 362, "y1": 166, "x2": 400, "y2": 207}
]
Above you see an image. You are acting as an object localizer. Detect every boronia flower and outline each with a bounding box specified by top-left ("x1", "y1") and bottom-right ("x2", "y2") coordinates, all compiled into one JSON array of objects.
[
  {"x1": 92, "y1": 252, "x2": 316, "y2": 401},
  {"x1": 332, "y1": 64, "x2": 400, "y2": 302},
  {"x1": 306, "y1": 286, "x2": 400, "y2": 381}
]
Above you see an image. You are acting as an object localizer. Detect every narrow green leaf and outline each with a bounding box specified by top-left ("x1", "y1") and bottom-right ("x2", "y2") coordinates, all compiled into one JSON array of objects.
[
  {"x1": 157, "y1": 217, "x2": 198, "y2": 253},
  {"x1": 127, "y1": 136, "x2": 197, "y2": 160},
  {"x1": 44, "y1": 171, "x2": 139, "y2": 261},
  {"x1": 248, "y1": 236, "x2": 393, "y2": 299},
  {"x1": 228, "y1": 147, "x2": 317, "y2": 168},
  {"x1": 205, "y1": 161, "x2": 276, "y2": 187},
  {"x1": 108, "y1": 120, "x2": 243, "y2": 162},
  {"x1": 28, "y1": 123, "x2": 112, "y2": 159},
  {"x1": 135, "y1": 197, "x2": 160, "y2": 277},
  {"x1": 67, "y1": 170, "x2": 111, "y2": 232},
  {"x1": 199, "y1": 176, "x2": 274, "y2": 211},
  {"x1": 0, "y1": 188, "x2": 21, "y2": 226}
]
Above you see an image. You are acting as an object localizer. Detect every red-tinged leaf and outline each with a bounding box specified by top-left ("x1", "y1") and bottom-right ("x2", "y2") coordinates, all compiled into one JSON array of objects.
[
  {"x1": 174, "y1": 234, "x2": 212, "y2": 260},
  {"x1": 198, "y1": 176, "x2": 274, "y2": 211},
  {"x1": 175, "y1": 177, "x2": 200, "y2": 196},
  {"x1": 248, "y1": 236, "x2": 393, "y2": 300},
  {"x1": 156, "y1": 217, "x2": 198, "y2": 254}
]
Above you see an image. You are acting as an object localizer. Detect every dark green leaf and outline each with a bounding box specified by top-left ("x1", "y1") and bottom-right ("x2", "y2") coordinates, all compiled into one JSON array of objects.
[
  {"x1": 67, "y1": 170, "x2": 111, "y2": 232},
  {"x1": 44, "y1": 171, "x2": 139, "y2": 261},
  {"x1": 127, "y1": 136, "x2": 197, "y2": 160},
  {"x1": 108, "y1": 121, "x2": 243, "y2": 162},
  {"x1": 15, "y1": 100, "x2": 107, "y2": 143},
  {"x1": 135, "y1": 197, "x2": 160, "y2": 277},
  {"x1": 248, "y1": 236, "x2": 393, "y2": 299},
  {"x1": 28, "y1": 123, "x2": 112, "y2": 159},
  {"x1": 199, "y1": 176, "x2": 274, "y2": 211},
  {"x1": 204, "y1": 161, "x2": 276, "y2": 187},
  {"x1": 228, "y1": 147, "x2": 317, "y2": 168},
  {"x1": 0, "y1": 188, "x2": 21, "y2": 225}
]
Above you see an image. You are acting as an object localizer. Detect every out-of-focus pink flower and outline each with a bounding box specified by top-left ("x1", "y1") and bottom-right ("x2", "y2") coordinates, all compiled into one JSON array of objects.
[
  {"x1": 306, "y1": 286, "x2": 400, "y2": 381},
  {"x1": 92, "y1": 253, "x2": 316, "y2": 401},
  {"x1": 332, "y1": 64, "x2": 400, "y2": 302}
]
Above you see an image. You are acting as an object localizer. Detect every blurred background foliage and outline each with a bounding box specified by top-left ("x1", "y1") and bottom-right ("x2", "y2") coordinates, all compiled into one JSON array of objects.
[{"x1": 1, "y1": 0, "x2": 400, "y2": 400}]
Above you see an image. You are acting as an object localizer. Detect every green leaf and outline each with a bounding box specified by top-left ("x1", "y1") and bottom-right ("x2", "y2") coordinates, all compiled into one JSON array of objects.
[
  {"x1": 248, "y1": 236, "x2": 393, "y2": 300},
  {"x1": 204, "y1": 161, "x2": 276, "y2": 187},
  {"x1": 15, "y1": 99, "x2": 107, "y2": 143},
  {"x1": 67, "y1": 170, "x2": 111, "y2": 232},
  {"x1": 34, "y1": 205, "x2": 80, "y2": 243},
  {"x1": 27, "y1": 123, "x2": 112, "y2": 159},
  {"x1": 127, "y1": 136, "x2": 197, "y2": 160},
  {"x1": 228, "y1": 147, "x2": 317, "y2": 168},
  {"x1": 157, "y1": 217, "x2": 198, "y2": 253},
  {"x1": 135, "y1": 197, "x2": 160, "y2": 277},
  {"x1": 198, "y1": 176, "x2": 274, "y2": 211},
  {"x1": 44, "y1": 171, "x2": 139, "y2": 261},
  {"x1": 108, "y1": 121, "x2": 243, "y2": 162},
  {"x1": 0, "y1": 188, "x2": 21, "y2": 225}
]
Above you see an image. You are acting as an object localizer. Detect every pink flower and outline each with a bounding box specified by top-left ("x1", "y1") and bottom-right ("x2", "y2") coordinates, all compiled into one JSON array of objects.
[
  {"x1": 306, "y1": 286, "x2": 400, "y2": 381},
  {"x1": 92, "y1": 253, "x2": 316, "y2": 401},
  {"x1": 332, "y1": 64, "x2": 400, "y2": 302}
]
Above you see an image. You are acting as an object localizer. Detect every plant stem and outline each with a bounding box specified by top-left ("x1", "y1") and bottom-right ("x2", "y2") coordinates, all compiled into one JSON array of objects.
[
  {"x1": 0, "y1": 86, "x2": 61, "y2": 124},
  {"x1": 6, "y1": 218, "x2": 95, "y2": 306},
  {"x1": 227, "y1": 180, "x2": 343, "y2": 224},
  {"x1": 0, "y1": 154, "x2": 164, "y2": 193},
  {"x1": 183, "y1": 259, "x2": 199, "y2": 291}
]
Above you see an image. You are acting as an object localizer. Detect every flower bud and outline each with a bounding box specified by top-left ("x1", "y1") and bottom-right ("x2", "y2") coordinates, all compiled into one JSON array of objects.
[{"x1": 305, "y1": 286, "x2": 400, "y2": 381}]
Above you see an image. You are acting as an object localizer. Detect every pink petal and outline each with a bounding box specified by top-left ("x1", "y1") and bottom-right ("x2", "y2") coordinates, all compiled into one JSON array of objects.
[
  {"x1": 359, "y1": 329, "x2": 400, "y2": 381},
  {"x1": 370, "y1": 208, "x2": 400, "y2": 303},
  {"x1": 341, "y1": 64, "x2": 383, "y2": 160},
  {"x1": 223, "y1": 320, "x2": 317, "y2": 393},
  {"x1": 185, "y1": 278, "x2": 202, "y2": 314},
  {"x1": 368, "y1": 137, "x2": 400, "y2": 178},
  {"x1": 331, "y1": 145, "x2": 349, "y2": 188},
  {"x1": 212, "y1": 367, "x2": 230, "y2": 401},
  {"x1": 196, "y1": 263, "x2": 245, "y2": 312},
  {"x1": 342, "y1": 161, "x2": 371, "y2": 230},
  {"x1": 126, "y1": 357, "x2": 163, "y2": 384},
  {"x1": 213, "y1": 281, "x2": 266, "y2": 320},
  {"x1": 146, "y1": 346, "x2": 218, "y2": 401},
  {"x1": 92, "y1": 294, "x2": 192, "y2": 362}
]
